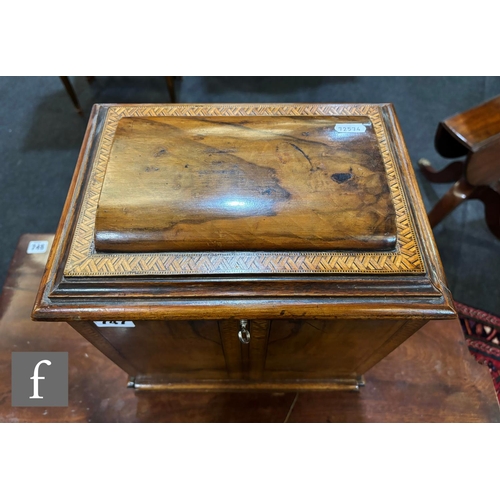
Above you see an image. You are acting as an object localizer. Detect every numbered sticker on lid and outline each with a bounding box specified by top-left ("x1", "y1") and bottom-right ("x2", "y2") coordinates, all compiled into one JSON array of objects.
[
  {"x1": 335, "y1": 123, "x2": 367, "y2": 133},
  {"x1": 27, "y1": 241, "x2": 49, "y2": 254},
  {"x1": 94, "y1": 321, "x2": 136, "y2": 328}
]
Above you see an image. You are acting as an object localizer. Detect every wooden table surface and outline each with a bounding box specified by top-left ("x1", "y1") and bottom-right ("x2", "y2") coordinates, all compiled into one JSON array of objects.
[{"x1": 1, "y1": 234, "x2": 498, "y2": 423}]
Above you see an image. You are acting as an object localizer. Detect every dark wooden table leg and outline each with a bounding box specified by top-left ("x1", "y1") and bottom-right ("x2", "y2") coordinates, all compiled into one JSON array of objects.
[
  {"x1": 418, "y1": 159, "x2": 464, "y2": 183},
  {"x1": 59, "y1": 76, "x2": 83, "y2": 115},
  {"x1": 427, "y1": 177, "x2": 477, "y2": 228},
  {"x1": 470, "y1": 186, "x2": 500, "y2": 239},
  {"x1": 165, "y1": 76, "x2": 176, "y2": 103}
]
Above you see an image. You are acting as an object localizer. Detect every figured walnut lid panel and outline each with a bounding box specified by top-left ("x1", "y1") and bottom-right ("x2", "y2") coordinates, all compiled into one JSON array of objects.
[{"x1": 94, "y1": 115, "x2": 396, "y2": 252}]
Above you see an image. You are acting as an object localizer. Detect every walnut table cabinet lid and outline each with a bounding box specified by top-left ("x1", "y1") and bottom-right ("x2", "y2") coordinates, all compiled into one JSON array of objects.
[{"x1": 32, "y1": 103, "x2": 455, "y2": 321}]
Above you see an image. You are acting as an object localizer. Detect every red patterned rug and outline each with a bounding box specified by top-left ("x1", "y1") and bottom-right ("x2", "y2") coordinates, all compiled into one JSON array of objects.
[{"x1": 456, "y1": 301, "x2": 500, "y2": 403}]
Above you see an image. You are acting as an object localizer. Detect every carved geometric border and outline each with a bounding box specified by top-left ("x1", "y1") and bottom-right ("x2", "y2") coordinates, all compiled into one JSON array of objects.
[{"x1": 65, "y1": 104, "x2": 425, "y2": 276}]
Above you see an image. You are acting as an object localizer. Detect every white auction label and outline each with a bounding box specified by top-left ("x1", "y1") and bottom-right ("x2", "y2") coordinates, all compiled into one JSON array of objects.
[
  {"x1": 27, "y1": 241, "x2": 49, "y2": 254},
  {"x1": 334, "y1": 123, "x2": 367, "y2": 133},
  {"x1": 94, "y1": 321, "x2": 135, "y2": 328}
]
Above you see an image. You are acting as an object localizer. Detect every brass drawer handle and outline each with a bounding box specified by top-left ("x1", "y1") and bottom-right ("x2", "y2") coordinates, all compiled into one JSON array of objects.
[{"x1": 238, "y1": 320, "x2": 250, "y2": 344}]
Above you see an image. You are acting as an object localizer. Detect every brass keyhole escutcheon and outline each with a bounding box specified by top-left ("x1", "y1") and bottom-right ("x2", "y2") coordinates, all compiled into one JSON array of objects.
[{"x1": 238, "y1": 320, "x2": 250, "y2": 344}]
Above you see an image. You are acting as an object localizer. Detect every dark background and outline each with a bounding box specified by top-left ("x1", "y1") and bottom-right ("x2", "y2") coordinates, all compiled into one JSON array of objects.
[{"x1": 1, "y1": 76, "x2": 499, "y2": 313}]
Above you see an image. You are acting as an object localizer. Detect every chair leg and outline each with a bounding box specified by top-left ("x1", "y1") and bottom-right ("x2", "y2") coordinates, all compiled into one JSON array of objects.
[
  {"x1": 59, "y1": 76, "x2": 83, "y2": 115},
  {"x1": 165, "y1": 76, "x2": 176, "y2": 103},
  {"x1": 427, "y1": 177, "x2": 477, "y2": 228},
  {"x1": 418, "y1": 158, "x2": 464, "y2": 183}
]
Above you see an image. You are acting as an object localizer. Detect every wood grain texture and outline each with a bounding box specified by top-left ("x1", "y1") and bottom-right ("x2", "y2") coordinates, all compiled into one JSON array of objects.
[
  {"x1": 95, "y1": 115, "x2": 396, "y2": 252},
  {"x1": 1, "y1": 236, "x2": 496, "y2": 422},
  {"x1": 443, "y1": 95, "x2": 500, "y2": 150},
  {"x1": 67, "y1": 317, "x2": 427, "y2": 389},
  {"x1": 218, "y1": 319, "x2": 244, "y2": 379},
  {"x1": 263, "y1": 319, "x2": 420, "y2": 380},
  {"x1": 465, "y1": 138, "x2": 500, "y2": 189},
  {"x1": 248, "y1": 320, "x2": 270, "y2": 380},
  {"x1": 93, "y1": 320, "x2": 228, "y2": 381},
  {"x1": 68, "y1": 321, "x2": 139, "y2": 376},
  {"x1": 132, "y1": 378, "x2": 361, "y2": 391}
]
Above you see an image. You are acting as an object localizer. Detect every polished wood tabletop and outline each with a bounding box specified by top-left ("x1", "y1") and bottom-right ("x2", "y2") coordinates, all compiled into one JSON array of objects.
[
  {"x1": 1, "y1": 235, "x2": 498, "y2": 422},
  {"x1": 443, "y1": 95, "x2": 500, "y2": 150}
]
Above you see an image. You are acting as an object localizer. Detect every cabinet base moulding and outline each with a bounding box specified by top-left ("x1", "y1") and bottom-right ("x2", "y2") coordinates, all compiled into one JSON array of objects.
[{"x1": 129, "y1": 376, "x2": 365, "y2": 392}]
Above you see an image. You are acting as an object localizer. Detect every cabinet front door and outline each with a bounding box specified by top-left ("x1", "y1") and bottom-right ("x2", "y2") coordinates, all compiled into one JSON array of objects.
[
  {"x1": 73, "y1": 318, "x2": 422, "y2": 388},
  {"x1": 226, "y1": 319, "x2": 417, "y2": 381},
  {"x1": 84, "y1": 320, "x2": 229, "y2": 381}
]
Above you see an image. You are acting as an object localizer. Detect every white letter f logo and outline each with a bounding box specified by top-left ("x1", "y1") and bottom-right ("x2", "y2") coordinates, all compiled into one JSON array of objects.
[{"x1": 29, "y1": 360, "x2": 51, "y2": 399}]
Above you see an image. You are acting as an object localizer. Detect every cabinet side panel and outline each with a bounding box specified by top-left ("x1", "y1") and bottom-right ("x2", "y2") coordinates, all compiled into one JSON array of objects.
[{"x1": 353, "y1": 319, "x2": 427, "y2": 374}]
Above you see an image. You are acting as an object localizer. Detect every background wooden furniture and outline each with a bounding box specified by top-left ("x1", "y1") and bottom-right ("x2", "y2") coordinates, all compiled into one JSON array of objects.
[
  {"x1": 32, "y1": 103, "x2": 455, "y2": 392},
  {"x1": 59, "y1": 76, "x2": 85, "y2": 115},
  {"x1": 2, "y1": 234, "x2": 498, "y2": 422},
  {"x1": 419, "y1": 95, "x2": 500, "y2": 239},
  {"x1": 59, "y1": 77, "x2": 178, "y2": 114}
]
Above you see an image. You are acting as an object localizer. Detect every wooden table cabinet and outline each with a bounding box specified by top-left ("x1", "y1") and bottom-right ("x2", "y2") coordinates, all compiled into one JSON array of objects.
[{"x1": 32, "y1": 103, "x2": 456, "y2": 391}]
